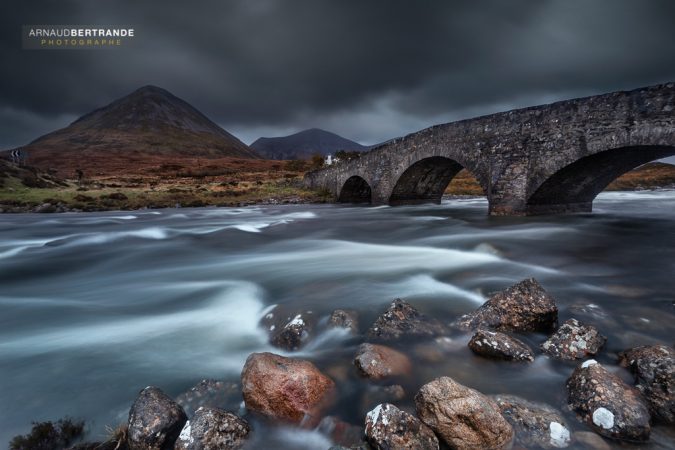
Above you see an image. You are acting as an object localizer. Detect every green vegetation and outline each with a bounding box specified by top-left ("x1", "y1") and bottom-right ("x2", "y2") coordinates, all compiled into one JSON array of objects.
[{"x1": 9, "y1": 418, "x2": 85, "y2": 450}]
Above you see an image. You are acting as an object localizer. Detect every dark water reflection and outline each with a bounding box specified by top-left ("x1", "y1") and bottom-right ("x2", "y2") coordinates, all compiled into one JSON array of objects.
[{"x1": 0, "y1": 191, "x2": 674, "y2": 448}]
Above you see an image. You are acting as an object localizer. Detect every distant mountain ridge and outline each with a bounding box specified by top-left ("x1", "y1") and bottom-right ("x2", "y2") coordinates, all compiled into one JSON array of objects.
[
  {"x1": 251, "y1": 128, "x2": 368, "y2": 160},
  {"x1": 13, "y1": 85, "x2": 260, "y2": 169}
]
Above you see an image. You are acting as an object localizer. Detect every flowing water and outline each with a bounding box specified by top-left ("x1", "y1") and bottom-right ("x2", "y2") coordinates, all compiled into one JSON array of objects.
[{"x1": 0, "y1": 191, "x2": 674, "y2": 448}]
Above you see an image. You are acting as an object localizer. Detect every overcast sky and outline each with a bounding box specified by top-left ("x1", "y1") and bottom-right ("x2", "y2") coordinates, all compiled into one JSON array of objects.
[{"x1": 1, "y1": 0, "x2": 675, "y2": 160}]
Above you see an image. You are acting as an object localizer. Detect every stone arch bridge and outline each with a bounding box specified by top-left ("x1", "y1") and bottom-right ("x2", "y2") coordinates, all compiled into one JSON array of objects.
[{"x1": 304, "y1": 83, "x2": 675, "y2": 215}]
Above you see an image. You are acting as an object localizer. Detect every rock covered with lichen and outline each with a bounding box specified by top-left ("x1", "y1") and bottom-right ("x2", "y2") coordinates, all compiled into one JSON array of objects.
[
  {"x1": 541, "y1": 318, "x2": 606, "y2": 360},
  {"x1": 364, "y1": 403, "x2": 439, "y2": 450},
  {"x1": 458, "y1": 278, "x2": 558, "y2": 333},
  {"x1": 566, "y1": 360, "x2": 650, "y2": 442},
  {"x1": 367, "y1": 299, "x2": 447, "y2": 341},
  {"x1": 468, "y1": 329, "x2": 534, "y2": 362},
  {"x1": 492, "y1": 394, "x2": 571, "y2": 448},
  {"x1": 175, "y1": 407, "x2": 250, "y2": 450},
  {"x1": 618, "y1": 344, "x2": 674, "y2": 424},
  {"x1": 127, "y1": 386, "x2": 187, "y2": 450}
]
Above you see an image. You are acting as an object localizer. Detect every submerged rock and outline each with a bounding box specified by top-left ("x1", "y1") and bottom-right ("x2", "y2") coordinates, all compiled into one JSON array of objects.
[
  {"x1": 566, "y1": 360, "x2": 650, "y2": 442},
  {"x1": 367, "y1": 299, "x2": 447, "y2": 341},
  {"x1": 415, "y1": 376, "x2": 514, "y2": 450},
  {"x1": 240, "y1": 352, "x2": 335, "y2": 427},
  {"x1": 317, "y1": 416, "x2": 367, "y2": 448},
  {"x1": 492, "y1": 394, "x2": 571, "y2": 448},
  {"x1": 354, "y1": 343, "x2": 412, "y2": 380},
  {"x1": 365, "y1": 403, "x2": 439, "y2": 450},
  {"x1": 328, "y1": 309, "x2": 359, "y2": 334},
  {"x1": 541, "y1": 318, "x2": 606, "y2": 361},
  {"x1": 618, "y1": 344, "x2": 674, "y2": 424},
  {"x1": 468, "y1": 329, "x2": 534, "y2": 362},
  {"x1": 271, "y1": 312, "x2": 315, "y2": 351},
  {"x1": 572, "y1": 431, "x2": 611, "y2": 450},
  {"x1": 359, "y1": 384, "x2": 406, "y2": 417},
  {"x1": 174, "y1": 407, "x2": 250, "y2": 450},
  {"x1": 458, "y1": 278, "x2": 558, "y2": 333},
  {"x1": 175, "y1": 379, "x2": 241, "y2": 417},
  {"x1": 127, "y1": 386, "x2": 187, "y2": 450}
]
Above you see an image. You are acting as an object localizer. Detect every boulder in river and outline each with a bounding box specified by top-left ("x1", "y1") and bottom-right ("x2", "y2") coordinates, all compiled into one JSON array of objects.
[
  {"x1": 175, "y1": 379, "x2": 241, "y2": 417},
  {"x1": 367, "y1": 299, "x2": 447, "y2": 341},
  {"x1": 365, "y1": 403, "x2": 439, "y2": 450},
  {"x1": 353, "y1": 343, "x2": 412, "y2": 380},
  {"x1": 127, "y1": 386, "x2": 187, "y2": 450},
  {"x1": 541, "y1": 318, "x2": 606, "y2": 361},
  {"x1": 240, "y1": 352, "x2": 335, "y2": 427},
  {"x1": 566, "y1": 360, "x2": 650, "y2": 442},
  {"x1": 328, "y1": 309, "x2": 359, "y2": 334},
  {"x1": 618, "y1": 344, "x2": 674, "y2": 424},
  {"x1": 468, "y1": 329, "x2": 534, "y2": 362},
  {"x1": 174, "y1": 407, "x2": 250, "y2": 450},
  {"x1": 458, "y1": 278, "x2": 558, "y2": 333},
  {"x1": 414, "y1": 376, "x2": 514, "y2": 450},
  {"x1": 492, "y1": 394, "x2": 571, "y2": 448}
]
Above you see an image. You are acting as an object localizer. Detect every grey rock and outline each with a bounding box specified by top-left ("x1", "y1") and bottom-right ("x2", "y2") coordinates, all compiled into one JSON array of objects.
[
  {"x1": 492, "y1": 394, "x2": 571, "y2": 448},
  {"x1": 468, "y1": 329, "x2": 534, "y2": 362},
  {"x1": 127, "y1": 386, "x2": 187, "y2": 450},
  {"x1": 618, "y1": 344, "x2": 674, "y2": 424},
  {"x1": 541, "y1": 318, "x2": 606, "y2": 360},
  {"x1": 328, "y1": 309, "x2": 359, "y2": 334},
  {"x1": 566, "y1": 360, "x2": 650, "y2": 442},
  {"x1": 367, "y1": 299, "x2": 447, "y2": 341},
  {"x1": 458, "y1": 278, "x2": 558, "y2": 333},
  {"x1": 174, "y1": 407, "x2": 250, "y2": 450},
  {"x1": 365, "y1": 403, "x2": 439, "y2": 450}
]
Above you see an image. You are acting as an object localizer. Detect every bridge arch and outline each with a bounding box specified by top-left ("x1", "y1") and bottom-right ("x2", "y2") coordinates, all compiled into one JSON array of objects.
[
  {"x1": 389, "y1": 156, "x2": 487, "y2": 205},
  {"x1": 338, "y1": 175, "x2": 372, "y2": 204},
  {"x1": 526, "y1": 145, "x2": 675, "y2": 214}
]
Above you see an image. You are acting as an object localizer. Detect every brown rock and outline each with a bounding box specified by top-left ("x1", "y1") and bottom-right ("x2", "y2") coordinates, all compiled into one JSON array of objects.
[
  {"x1": 618, "y1": 344, "x2": 674, "y2": 424},
  {"x1": 414, "y1": 376, "x2": 514, "y2": 450},
  {"x1": 240, "y1": 352, "x2": 335, "y2": 427},
  {"x1": 566, "y1": 360, "x2": 650, "y2": 442},
  {"x1": 365, "y1": 403, "x2": 439, "y2": 450},
  {"x1": 127, "y1": 386, "x2": 187, "y2": 450},
  {"x1": 492, "y1": 394, "x2": 571, "y2": 448},
  {"x1": 458, "y1": 278, "x2": 558, "y2": 332},
  {"x1": 367, "y1": 299, "x2": 447, "y2": 341},
  {"x1": 354, "y1": 343, "x2": 412, "y2": 380},
  {"x1": 468, "y1": 329, "x2": 534, "y2": 362},
  {"x1": 541, "y1": 319, "x2": 606, "y2": 360},
  {"x1": 174, "y1": 407, "x2": 250, "y2": 450},
  {"x1": 328, "y1": 309, "x2": 359, "y2": 333}
]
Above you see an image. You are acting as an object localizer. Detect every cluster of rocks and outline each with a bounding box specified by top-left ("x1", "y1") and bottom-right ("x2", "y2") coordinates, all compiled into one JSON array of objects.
[{"x1": 61, "y1": 277, "x2": 672, "y2": 450}]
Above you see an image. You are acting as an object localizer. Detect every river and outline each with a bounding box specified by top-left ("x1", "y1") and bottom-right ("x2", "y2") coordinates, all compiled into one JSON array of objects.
[{"x1": 0, "y1": 191, "x2": 674, "y2": 448}]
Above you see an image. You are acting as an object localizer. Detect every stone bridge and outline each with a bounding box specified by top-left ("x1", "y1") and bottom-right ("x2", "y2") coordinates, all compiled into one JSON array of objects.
[{"x1": 304, "y1": 83, "x2": 675, "y2": 215}]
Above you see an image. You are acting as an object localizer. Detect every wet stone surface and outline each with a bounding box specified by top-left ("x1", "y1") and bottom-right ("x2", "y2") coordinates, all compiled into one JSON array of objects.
[
  {"x1": 492, "y1": 394, "x2": 571, "y2": 449},
  {"x1": 468, "y1": 329, "x2": 534, "y2": 362},
  {"x1": 458, "y1": 278, "x2": 558, "y2": 333},
  {"x1": 566, "y1": 360, "x2": 651, "y2": 442},
  {"x1": 364, "y1": 403, "x2": 439, "y2": 450},
  {"x1": 353, "y1": 343, "x2": 412, "y2": 380},
  {"x1": 127, "y1": 386, "x2": 187, "y2": 450},
  {"x1": 174, "y1": 407, "x2": 250, "y2": 450},
  {"x1": 618, "y1": 344, "x2": 675, "y2": 424},
  {"x1": 367, "y1": 299, "x2": 447, "y2": 341},
  {"x1": 175, "y1": 379, "x2": 242, "y2": 418},
  {"x1": 541, "y1": 318, "x2": 606, "y2": 360}
]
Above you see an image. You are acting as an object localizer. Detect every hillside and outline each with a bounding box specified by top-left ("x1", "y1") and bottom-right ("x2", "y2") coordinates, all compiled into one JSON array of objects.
[
  {"x1": 251, "y1": 128, "x2": 368, "y2": 160},
  {"x1": 8, "y1": 86, "x2": 260, "y2": 176}
]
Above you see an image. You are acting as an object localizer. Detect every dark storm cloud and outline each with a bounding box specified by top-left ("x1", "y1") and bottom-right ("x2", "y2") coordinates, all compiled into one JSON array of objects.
[{"x1": 1, "y1": 0, "x2": 675, "y2": 147}]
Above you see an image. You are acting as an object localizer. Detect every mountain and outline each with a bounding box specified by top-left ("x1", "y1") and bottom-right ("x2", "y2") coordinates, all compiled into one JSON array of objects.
[
  {"x1": 251, "y1": 128, "x2": 368, "y2": 160},
  {"x1": 13, "y1": 85, "x2": 260, "y2": 171}
]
